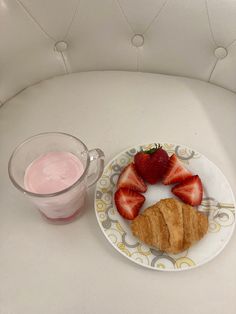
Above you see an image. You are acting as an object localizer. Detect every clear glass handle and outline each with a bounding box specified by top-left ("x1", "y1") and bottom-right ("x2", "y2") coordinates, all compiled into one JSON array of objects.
[{"x1": 87, "y1": 148, "x2": 105, "y2": 187}]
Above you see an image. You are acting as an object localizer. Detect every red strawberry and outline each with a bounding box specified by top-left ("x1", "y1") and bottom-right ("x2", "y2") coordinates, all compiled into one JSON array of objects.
[
  {"x1": 114, "y1": 188, "x2": 145, "y2": 220},
  {"x1": 117, "y1": 163, "x2": 147, "y2": 193},
  {"x1": 134, "y1": 144, "x2": 169, "y2": 184},
  {"x1": 172, "y1": 175, "x2": 203, "y2": 206},
  {"x1": 162, "y1": 154, "x2": 192, "y2": 185}
]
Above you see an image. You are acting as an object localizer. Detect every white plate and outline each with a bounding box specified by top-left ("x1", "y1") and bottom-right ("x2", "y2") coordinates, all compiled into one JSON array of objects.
[{"x1": 94, "y1": 143, "x2": 235, "y2": 271}]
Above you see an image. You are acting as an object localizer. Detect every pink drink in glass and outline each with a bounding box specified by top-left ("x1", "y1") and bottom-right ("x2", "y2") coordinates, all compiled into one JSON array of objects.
[
  {"x1": 8, "y1": 132, "x2": 105, "y2": 224},
  {"x1": 24, "y1": 151, "x2": 85, "y2": 222}
]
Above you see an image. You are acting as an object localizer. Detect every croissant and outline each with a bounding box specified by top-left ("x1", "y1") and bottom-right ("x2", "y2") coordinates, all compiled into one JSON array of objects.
[{"x1": 131, "y1": 198, "x2": 208, "y2": 254}]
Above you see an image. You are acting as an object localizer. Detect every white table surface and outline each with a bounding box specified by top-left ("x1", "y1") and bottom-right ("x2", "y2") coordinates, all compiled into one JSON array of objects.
[{"x1": 0, "y1": 71, "x2": 236, "y2": 314}]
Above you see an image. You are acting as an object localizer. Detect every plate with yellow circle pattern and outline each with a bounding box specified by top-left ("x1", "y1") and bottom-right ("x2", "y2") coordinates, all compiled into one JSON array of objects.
[{"x1": 94, "y1": 143, "x2": 235, "y2": 271}]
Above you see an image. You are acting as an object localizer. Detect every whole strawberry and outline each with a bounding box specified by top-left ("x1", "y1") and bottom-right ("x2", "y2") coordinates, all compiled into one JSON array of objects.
[{"x1": 134, "y1": 144, "x2": 169, "y2": 184}]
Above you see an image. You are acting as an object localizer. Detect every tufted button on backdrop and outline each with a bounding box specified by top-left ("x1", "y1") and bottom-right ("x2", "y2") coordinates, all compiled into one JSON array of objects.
[
  {"x1": 214, "y1": 47, "x2": 228, "y2": 59},
  {"x1": 131, "y1": 34, "x2": 144, "y2": 47},
  {"x1": 55, "y1": 41, "x2": 68, "y2": 52}
]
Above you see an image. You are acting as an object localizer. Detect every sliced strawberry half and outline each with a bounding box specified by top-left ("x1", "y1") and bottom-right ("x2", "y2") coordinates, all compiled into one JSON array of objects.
[
  {"x1": 162, "y1": 154, "x2": 192, "y2": 185},
  {"x1": 171, "y1": 175, "x2": 203, "y2": 206},
  {"x1": 117, "y1": 163, "x2": 147, "y2": 193},
  {"x1": 114, "y1": 188, "x2": 145, "y2": 220}
]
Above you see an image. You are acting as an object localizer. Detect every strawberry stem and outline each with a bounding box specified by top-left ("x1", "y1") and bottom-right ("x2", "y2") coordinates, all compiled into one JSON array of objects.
[{"x1": 142, "y1": 143, "x2": 161, "y2": 154}]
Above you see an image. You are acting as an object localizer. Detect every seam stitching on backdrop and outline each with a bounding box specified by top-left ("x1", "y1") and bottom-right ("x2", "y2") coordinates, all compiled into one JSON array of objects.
[
  {"x1": 16, "y1": 0, "x2": 55, "y2": 42},
  {"x1": 227, "y1": 38, "x2": 236, "y2": 49},
  {"x1": 63, "y1": 0, "x2": 81, "y2": 40},
  {"x1": 143, "y1": 0, "x2": 169, "y2": 35},
  {"x1": 116, "y1": 0, "x2": 135, "y2": 34},
  {"x1": 116, "y1": 0, "x2": 169, "y2": 36},
  {"x1": 205, "y1": 0, "x2": 218, "y2": 47},
  {"x1": 208, "y1": 58, "x2": 218, "y2": 82},
  {"x1": 137, "y1": 48, "x2": 140, "y2": 71},
  {"x1": 61, "y1": 52, "x2": 69, "y2": 73}
]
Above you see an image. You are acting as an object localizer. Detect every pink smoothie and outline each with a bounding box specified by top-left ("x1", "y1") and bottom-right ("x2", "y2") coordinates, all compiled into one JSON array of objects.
[
  {"x1": 24, "y1": 152, "x2": 85, "y2": 222},
  {"x1": 24, "y1": 152, "x2": 84, "y2": 194}
]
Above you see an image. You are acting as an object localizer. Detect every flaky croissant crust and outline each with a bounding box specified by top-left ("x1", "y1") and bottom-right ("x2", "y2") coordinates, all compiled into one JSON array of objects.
[{"x1": 131, "y1": 198, "x2": 208, "y2": 254}]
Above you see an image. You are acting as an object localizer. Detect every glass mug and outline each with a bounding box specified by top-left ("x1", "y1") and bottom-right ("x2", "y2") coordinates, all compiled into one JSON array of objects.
[{"x1": 8, "y1": 132, "x2": 105, "y2": 224}]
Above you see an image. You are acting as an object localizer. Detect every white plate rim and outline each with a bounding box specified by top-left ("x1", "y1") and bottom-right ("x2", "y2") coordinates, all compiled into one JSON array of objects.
[{"x1": 94, "y1": 143, "x2": 236, "y2": 271}]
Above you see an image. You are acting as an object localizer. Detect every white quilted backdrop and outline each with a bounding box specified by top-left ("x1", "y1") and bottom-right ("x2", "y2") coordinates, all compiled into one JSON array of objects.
[{"x1": 1, "y1": 0, "x2": 236, "y2": 103}]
